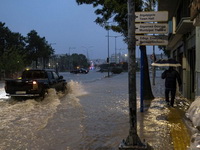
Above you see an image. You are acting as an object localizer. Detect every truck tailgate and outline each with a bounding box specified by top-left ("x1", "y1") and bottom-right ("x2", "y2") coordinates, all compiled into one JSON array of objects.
[{"x1": 5, "y1": 79, "x2": 33, "y2": 91}]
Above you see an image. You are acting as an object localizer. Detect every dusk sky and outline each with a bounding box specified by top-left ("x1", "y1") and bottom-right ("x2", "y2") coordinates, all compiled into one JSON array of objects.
[{"x1": 0, "y1": 0, "x2": 160, "y2": 59}]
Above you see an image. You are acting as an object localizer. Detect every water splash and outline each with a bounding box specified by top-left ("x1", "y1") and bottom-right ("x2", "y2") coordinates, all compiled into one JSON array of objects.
[
  {"x1": 0, "y1": 80, "x2": 88, "y2": 149},
  {"x1": 58, "y1": 80, "x2": 87, "y2": 108},
  {"x1": 0, "y1": 88, "x2": 61, "y2": 149},
  {"x1": 0, "y1": 87, "x2": 9, "y2": 100},
  {"x1": 66, "y1": 80, "x2": 88, "y2": 97}
]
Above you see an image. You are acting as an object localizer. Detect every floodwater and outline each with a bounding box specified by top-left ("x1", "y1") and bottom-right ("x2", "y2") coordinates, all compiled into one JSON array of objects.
[
  {"x1": 0, "y1": 71, "x2": 131, "y2": 150},
  {"x1": 0, "y1": 70, "x2": 189, "y2": 150}
]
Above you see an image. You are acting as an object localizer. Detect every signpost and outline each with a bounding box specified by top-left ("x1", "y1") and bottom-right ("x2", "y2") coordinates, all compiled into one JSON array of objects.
[
  {"x1": 135, "y1": 23, "x2": 168, "y2": 34},
  {"x1": 135, "y1": 11, "x2": 169, "y2": 113},
  {"x1": 136, "y1": 35, "x2": 168, "y2": 46},
  {"x1": 119, "y1": 9, "x2": 169, "y2": 149},
  {"x1": 135, "y1": 11, "x2": 168, "y2": 22}
]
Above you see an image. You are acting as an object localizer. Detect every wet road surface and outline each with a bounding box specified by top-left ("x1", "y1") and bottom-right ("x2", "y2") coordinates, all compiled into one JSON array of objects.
[{"x1": 0, "y1": 71, "x2": 192, "y2": 149}]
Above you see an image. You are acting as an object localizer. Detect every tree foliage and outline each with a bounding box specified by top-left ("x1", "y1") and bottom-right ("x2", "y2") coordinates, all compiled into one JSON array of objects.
[
  {"x1": 0, "y1": 22, "x2": 54, "y2": 77},
  {"x1": 76, "y1": 0, "x2": 143, "y2": 38},
  {"x1": 143, "y1": 0, "x2": 157, "y2": 11},
  {"x1": 26, "y1": 30, "x2": 54, "y2": 68},
  {"x1": 0, "y1": 48, "x2": 25, "y2": 76},
  {"x1": 0, "y1": 22, "x2": 27, "y2": 76},
  {"x1": 71, "y1": 53, "x2": 90, "y2": 69}
]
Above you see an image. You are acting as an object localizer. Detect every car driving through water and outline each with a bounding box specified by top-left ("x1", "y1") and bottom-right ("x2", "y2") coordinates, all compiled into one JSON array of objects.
[{"x1": 4, "y1": 69, "x2": 67, "y2": 98}]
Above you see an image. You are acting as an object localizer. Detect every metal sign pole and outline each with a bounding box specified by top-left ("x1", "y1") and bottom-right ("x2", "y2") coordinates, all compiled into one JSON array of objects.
[
  {"x1": 140, "y1": 49, "x2": 144, "y2": 112},
  {"x1": 119, "y1": 0, "x2": 150, "y2": 149}
]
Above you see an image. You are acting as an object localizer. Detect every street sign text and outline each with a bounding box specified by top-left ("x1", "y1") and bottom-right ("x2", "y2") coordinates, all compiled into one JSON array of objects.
[
  {"x1": 135, "y1": 11, "x2": 168, "y2": 22},
  {"x1": 135, "y1": 23, "x2": 168, "y2": 34},
  {"x1": 136, "y1": 35, "x2": 168, "y2": 46}
]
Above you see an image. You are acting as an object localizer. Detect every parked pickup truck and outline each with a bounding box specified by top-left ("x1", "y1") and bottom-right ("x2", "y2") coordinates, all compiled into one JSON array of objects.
[{"x1": 5, "y1": 69, "x2": 67, "y2": 98}]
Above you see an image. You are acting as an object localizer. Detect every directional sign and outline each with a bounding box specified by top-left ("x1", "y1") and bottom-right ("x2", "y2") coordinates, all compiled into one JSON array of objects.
[
  {"x1": 135, "y1": 23, "x2": 168, "y2": 34},
  {"x1": 136, "y1": 35, "x2": 168, "y2": 46},
  {"x1": 135, "y1": 11, "x2": 168, "y2": 22}
]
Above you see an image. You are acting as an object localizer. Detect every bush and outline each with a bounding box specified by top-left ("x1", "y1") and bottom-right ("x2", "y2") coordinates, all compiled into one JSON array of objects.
[{"x1": 111, "y1": 67, "x2": 123, "y2": 74}]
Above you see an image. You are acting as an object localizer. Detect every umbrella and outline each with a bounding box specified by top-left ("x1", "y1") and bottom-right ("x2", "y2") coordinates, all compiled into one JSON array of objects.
[{"x1": 151, "y1": 58, "x2": 181, "y2": 67}]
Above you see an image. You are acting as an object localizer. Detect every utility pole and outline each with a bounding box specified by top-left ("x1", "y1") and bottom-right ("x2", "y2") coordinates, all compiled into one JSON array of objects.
[
  {"x1": 152, "y1": 45, "x2": 156, "y2": 85},
  {"x1": 109, "y1": 35, "x2": 121, "y2": 63},
  {"x1": 107, "y1": 22, "x2": 111, "y2": 77},
  {"x1": 82, "y1": 46, "x2": 93, "y2": 60},
  {"x1": 68, "y1": 47, "x2": 76, "y2": 70},
  {"x1": 119, "y1": 0, "x2": 150, "y2": 149}
]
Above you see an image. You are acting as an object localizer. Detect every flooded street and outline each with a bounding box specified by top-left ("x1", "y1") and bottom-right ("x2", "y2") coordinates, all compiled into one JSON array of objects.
[
  {"x1": 0, "y1": 71, "x2": 190, "y2": 150},
  {"x1": 0, "y1": 71, "x2": 131, "y2": 150}
]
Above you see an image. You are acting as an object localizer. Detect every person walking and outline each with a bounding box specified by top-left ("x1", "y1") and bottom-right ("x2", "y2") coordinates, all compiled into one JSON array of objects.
[{"x1": 161, "y1": 67, "x2": 182, "y2": 107}]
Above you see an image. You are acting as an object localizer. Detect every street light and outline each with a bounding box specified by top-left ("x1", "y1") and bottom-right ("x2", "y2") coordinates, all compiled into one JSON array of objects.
[
  {"x1": 106, "y1": 22, "x2": 110, "y2": 77},
  {"x1": 117, "y1": 48, "x2": 126, "y2": 63},
  {"x1": 105, "y1": 22, "x2": 115, "y2": 77},
  {"x1": 69, "y1": 47, "x2": 76, "y2": 56},
  {"x1": 109, "y1": 35, "x2": 122, "y2": 63},
  {"x1": 82, "y1": 46, "x2": 93, "y2": 60},
  {"x1": 68, "y1": 47, "x2": 76, "y2": 70}
]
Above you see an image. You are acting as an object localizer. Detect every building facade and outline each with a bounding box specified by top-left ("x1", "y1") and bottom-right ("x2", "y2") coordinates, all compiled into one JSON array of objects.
[{"x1": 158, "y1": 0, "x2": 200, "y2": 100}]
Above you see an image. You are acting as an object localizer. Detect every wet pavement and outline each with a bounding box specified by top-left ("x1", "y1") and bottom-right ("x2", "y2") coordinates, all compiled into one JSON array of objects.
[
  {"x1": 137, "y1": 98, "x2": 191, "y2": 150},
  {"x1": 137, "y1": 73, "x2": 192, "y2": 150}
]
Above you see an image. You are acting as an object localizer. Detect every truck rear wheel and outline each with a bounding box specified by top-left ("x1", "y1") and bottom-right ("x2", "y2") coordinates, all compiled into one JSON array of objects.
[
  {"x1": 62, "y1": 84, "x2": 67, "y2": 93},
  {"x1": 40, "y1": 89, "x2": 46, "y2": 99}
]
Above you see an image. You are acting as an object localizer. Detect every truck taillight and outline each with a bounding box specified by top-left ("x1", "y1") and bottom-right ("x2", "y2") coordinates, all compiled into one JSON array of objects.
[{"x1": 33, "y1": 81, "x2": 38, "y2": 90}]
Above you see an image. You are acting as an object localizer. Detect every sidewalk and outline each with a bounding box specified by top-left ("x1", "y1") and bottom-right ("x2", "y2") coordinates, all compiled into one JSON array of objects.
[{"x1": 136, "y1": 74, "x2": 192, "y2": 150}]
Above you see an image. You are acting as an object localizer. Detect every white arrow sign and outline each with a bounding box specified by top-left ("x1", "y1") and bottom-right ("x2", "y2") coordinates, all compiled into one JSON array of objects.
[
  {"x1": 135, "y1": 23, "x2": 168, "y2": 34},
  {"x1": 135, "y1": 11, "x2": 168, "y2": 22},
  {"x1": 136, "y1": 35, "x2": 168, "y2": 46}
]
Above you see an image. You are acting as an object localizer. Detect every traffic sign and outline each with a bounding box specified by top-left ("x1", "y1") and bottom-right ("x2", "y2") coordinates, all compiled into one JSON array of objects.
[
  {"x1": 135, "y1": 11, "x2": 168, "y2": 22},
  {"x1": 135, "y1": 23, "x2": 168, "y2": 34},
  {"x1": 136, "y1": 35, "x2": 168, "y2": 46}
]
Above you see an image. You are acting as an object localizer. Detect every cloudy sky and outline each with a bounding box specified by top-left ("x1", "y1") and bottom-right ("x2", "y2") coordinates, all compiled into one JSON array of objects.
[{"x1": 0, "y1": 0, "x2": 160, "y2": 59}]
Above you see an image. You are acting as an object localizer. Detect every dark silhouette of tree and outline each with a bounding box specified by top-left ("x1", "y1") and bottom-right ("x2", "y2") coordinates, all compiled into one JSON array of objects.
[
  {"x1": 71, "y1": 53, "x2": 90, "y2": 69},
  {"x1": 26, "y1": 30, "x2": 54, "y2": 68},
  {"x1": 0, "y1": 22, "x2": 27, "y2": 77},
  {"x1": 0, "y1": 22, "x2": 55, "y2": 78},
  {"x1": 76, "y1": 0, "x2": 142, "y2": 38}
]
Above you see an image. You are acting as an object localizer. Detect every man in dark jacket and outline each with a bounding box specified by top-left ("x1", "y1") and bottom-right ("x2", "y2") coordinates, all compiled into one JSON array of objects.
[{"x1": 161, "y1": 67, "x2": 182, "y2": 107}]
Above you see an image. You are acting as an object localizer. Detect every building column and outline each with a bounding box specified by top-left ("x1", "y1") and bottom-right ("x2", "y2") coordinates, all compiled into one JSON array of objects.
[{"x1": 196, "y1": 26, "x2": 200, "y2": 98}]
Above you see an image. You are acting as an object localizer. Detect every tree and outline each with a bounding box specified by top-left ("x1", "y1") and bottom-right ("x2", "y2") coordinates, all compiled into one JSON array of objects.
[
  {"x1": 143, "y1": 0, "x2": 157, "y2": 11},
  {"x1": 76, "y1": 0, "x2": 154, "y2": 100},
  {"x1": 76, "y1": 0, "x2": 142, "y2": 38},
  {"x1": 71, "y1": 53, "x2": 90, "y2": 69},
  {"x1": 0, "y1": 22, "x2": 26, "y2": 56},
  {"x1": 0, "y1": 22, "x2": 27, "y2": 77},
  {"x1": 0, "y1": 48, "x2": 25, "y2": 77},
  {"x1": 0, "y1": 22, "x2": 10, "y2": 56},
  {"x1": 0, "y1": 22, "x2": 55, "y2": 78},
  {"x1": 39, "y1": 40, "x2": 54, "y2": 69},
  {"x1": 26, "y1": 30, "x2": 54, "y2": 68}
]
